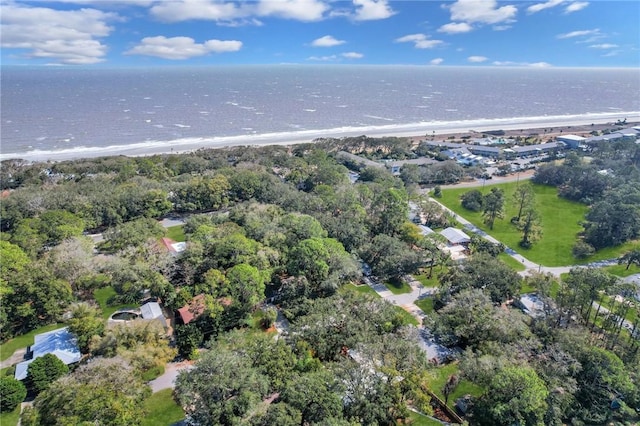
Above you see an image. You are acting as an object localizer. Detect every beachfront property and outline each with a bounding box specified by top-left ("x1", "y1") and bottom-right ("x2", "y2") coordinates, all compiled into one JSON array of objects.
[
  {"x1": 586, "y1": 126, "x2": 640, "y2": 145},
  {"x1": 557, "y1": 134, "x2": 586, "y2": 148}
]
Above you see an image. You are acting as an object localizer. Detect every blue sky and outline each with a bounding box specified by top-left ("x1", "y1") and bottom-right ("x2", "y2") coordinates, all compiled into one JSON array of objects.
[{"x1": 1, "y1": 0, "x2": 639, "y2": 67}]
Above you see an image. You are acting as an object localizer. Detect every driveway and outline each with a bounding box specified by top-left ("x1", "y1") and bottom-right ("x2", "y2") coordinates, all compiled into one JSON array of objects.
[{"x1": 148, "y1": 361, "x2": 194, "y2": 393}]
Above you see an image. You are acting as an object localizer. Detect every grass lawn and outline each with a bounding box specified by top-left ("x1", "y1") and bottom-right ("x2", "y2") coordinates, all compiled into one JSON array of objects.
[
  {"x1": 414, "y1": 297, "x2": 434, "y2": 315},
  {"x1": 413, "y1": 272, "x2": 442, "y2": 288},
  {"x1": 603, "y1": 263, "x2": 640, "y2": 278},
  {"x1": 439, "y1": 182, "x2": 604, "y2": 267},
  {"x1": 385, "y1": 278, "x2": 413, "y2": 295},
  {"x1": 394, "y1": 307, "x2": 420, "y2": 326},
  {"x1": 426, "y1": 363, "x2": 485, "y2": 411},
  {"x1": 0, "y1": 405, "x2": 21, "y2": 426},
  {"x1": 0, "y1": 323, "x2": 65, "y2": 362},
  {"x1": 141, "y1": 389, "x2": 185, "y2": 426},
  {"x1": 407, "y1": 411, "x2": 443, "y2": 426},
  {"x1": 342, "y1": 283, "x2": 380, "y2": 297},
  {"x1": 94, "y1": 286, "x2": 135, "y2": 319},
  {"x1": 498, "y1": 253, "x2": 526, "y2": 271},
  {"x1": 165, "y1": 225, "x2": 186, "y2": 242}
]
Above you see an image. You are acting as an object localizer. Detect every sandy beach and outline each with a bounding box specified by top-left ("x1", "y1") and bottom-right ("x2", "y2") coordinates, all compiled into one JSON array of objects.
[{"x1": 2, "y1": 113, "x2": 639, "y2": 163}]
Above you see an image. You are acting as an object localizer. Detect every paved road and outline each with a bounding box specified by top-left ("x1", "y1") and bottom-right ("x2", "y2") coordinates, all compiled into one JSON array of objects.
[
  {"x1": 148, "y1": 361, "x2": 193, "y2": 393},
  {"x1": 439, "y1": 170, "x2": 535, "y2": 189}
]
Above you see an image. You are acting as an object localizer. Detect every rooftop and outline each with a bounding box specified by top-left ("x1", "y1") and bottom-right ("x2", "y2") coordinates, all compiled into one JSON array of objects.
[{"x1": 15, "y1": 327, "x2": 81, "y2": 381}]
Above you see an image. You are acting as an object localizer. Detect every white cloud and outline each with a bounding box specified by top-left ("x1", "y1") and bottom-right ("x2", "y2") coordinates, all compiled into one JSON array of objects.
[
  {"x1": 125, "y1": 36, "x2": 242, "y2": 59},
  {"x1": 449, "y1": 0, "x2": 517, "y2": 24},
  {"x1": 150, "y1": 0, "x2": 328, "y2": 23},
  {"x1": 556, "y1": 29, "x2": 600, "y2": 39},
  {"x1": 0, "y1": 3, "x2": 119, "y2": 64},
  {"x1": 438, "y1": 22, "x2": 473, "y2": 34},
  {"x1": 352, "y1": 0, "x2": 395, "y2": 21},
  {"x1": 565, "y1": 2, "x2": 589, "y2": 13},
  {"x1": 395, "y1": 34, "x2": 443, "y2": 49},
  {"x1": 492, "y1": 24, "x2": 512, "y2": 31},
  {"x1": 430, "y1": 58, "x2": 444, "y2": 65},
  {"x1": 493, "y1": 60, "x2": 552, "y2": 67},
  {"x1": 308, "y1": 55, "x2": 338, "y2": 61},
  {"x1": 589, "y1": 43, "x2": 618, "y2": 49},
  {"x1": 468, "y1": 55, "x2": 488, "y2": 63},
  {"x1": 342, "y1": 51, "x2": 363, "y2": 59},
  {"x1": 527, "y1": 0, "x2": 565, "y2": 14},
  {"x1": 311, "y1": 35, "x2": 345, "y2": 47},
  {"x1": 257, "y1": 0, "x2": 328, "y2": 21},
  {"x1": 150, "y1": 0, "x2": 248, "y2": 22}
]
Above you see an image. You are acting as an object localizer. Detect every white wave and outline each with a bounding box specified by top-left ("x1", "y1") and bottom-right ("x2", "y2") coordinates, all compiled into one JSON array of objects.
[
  {"x1": 174, "y1": 124, "x2": 191, "y2": 128},
  {"x1": 364, "y1": 115, "x2": 394, "y2": 121},
  {"x1": 3, "y1": 111, "x2": 638, "y2": 163},
  {"x1": 303, "y1": 109, "x2": 316, "y2": 112},
  {"x1": 445, "y1": 109, "x2": 458, "y2": 112},
  {"x1": 336, "y1": 105, "x2": 348, "y2": 108}
]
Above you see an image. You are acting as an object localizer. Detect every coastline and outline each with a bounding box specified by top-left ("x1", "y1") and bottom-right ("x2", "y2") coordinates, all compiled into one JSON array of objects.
[{"x1": 2, "y1": 112, "x2": 639, "y2": 163}]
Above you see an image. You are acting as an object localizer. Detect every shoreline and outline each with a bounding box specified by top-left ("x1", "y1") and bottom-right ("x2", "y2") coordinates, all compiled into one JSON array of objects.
[{"x1": 2, "y1": 113, "x2": 638, "y2": 163}]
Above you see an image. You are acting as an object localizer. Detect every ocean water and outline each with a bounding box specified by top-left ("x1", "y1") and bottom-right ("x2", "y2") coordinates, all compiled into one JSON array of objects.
[{"x1": 1, "y1": 65, "x2": 639, "y2": 160}]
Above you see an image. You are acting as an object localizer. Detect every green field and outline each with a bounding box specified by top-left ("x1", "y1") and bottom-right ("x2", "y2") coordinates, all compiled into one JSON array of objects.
[
  {"x1": 498, "y1": 253, "x2": 527, "y2": 271},
  {"x1": 407, "y1": 411, "x2": 444, "y2": 426},
  {"x1": 0, "y1": 405, "x2": 21, "y2": 426},
  {"x1": 426, "y1": 363, "x2": 485, "y2": 411},
  {"x1": 414, "y1": 297, "x2": 434, "y2": 315},
  {"x1": 341, "y1": 283, "x2": 381, "y2": 297},
  {"x1": 394, "y1": 307, "x2": 420, "y2": 326},
  {"x1": 141, "y1": 389, "x2": 185, "y2": 426},
  {"x1": 385, "y1": 279, "x2": 413, "y2": 295},
  {"x1": 165, "y1": 225, "x2": 186, "y2": 242},
  {"x1": 414, "y1": 273, "x2": 441, "y2": 288},
  {"x1": 603, "y1": 263, "x2": 640, "y2": 278},
  {"x1": 439, "y1": 182, "x2": 630, "y2": 267},
  {"x1": 94, "y1": 286, "x2": 136, "y2": 319}
]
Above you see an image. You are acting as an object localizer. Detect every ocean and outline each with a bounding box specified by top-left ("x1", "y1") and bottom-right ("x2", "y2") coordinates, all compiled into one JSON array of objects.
[{"x1": 1, "y1": 65, "x2": 639, "y2": 161}]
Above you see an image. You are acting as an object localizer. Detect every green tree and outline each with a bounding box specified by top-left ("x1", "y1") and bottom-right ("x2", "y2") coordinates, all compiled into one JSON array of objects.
[
  {"x1": 461, "y1": 189, "x2": 484, "y2": 212},
  {"x1": 516, "y1": 208, "x2": 543, "y2": 248},
  {"x1": 438, "y1": 253, "x2": 521, "y2": 304},
  {"x1": 512, "y1": 183, "x2": 535, "y2": 222},
  {"x1": 175, "y1": 348, "x2": 269, "y2": 425},
  {"x1": 282, "y1": 370, "x2": 344, "y2": 425},
  {"x1": 226, "y1": 263, "x2": 266, "y2": 309},
  {"x1": 0, "y1": 376, "x2": 27, "y2": 413},
  {"x1": 251, "y1": 403, "x2": 302, "y2": 426},
  {"x1": 101, "y1": 217, "x2": 165, "y2": 253},
  {"x1": 32, "y1": 357, "x2": 151, "y2": 426},
  {"x1": 362, "y1": 234, "x2": 421, "y2": 282},
  {"x1": 619, "y1": 246, "x2": 640, "y2": 270},
  {"x1": 66, "y1": 302, "x2": 105, "y2": 353},
  {"x1": 482, "y1": 187, "x2": 505, "y2": 230},
  {"x1": 473, "y1": 366, "x2": 549, "y2": 426},
  {"x1": 26, "y1": 353, "x2": 69, "y2": 394},
  {"x1": 174, "y1": 323, "x2": 203, "y2": 360}
]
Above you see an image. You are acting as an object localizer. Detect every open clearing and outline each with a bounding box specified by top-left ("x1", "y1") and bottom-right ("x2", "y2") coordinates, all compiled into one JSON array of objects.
[{"x1": 439, "y1": 182, "x2": 632, "y2": 267}]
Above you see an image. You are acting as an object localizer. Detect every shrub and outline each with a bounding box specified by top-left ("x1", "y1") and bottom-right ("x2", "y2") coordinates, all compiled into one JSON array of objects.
[
  {"x1": 572, "y1": 241, "x2": 595, "y2": 259},
  {"x1": 0, "y1": 376, "x2": 27, "y2": 412}
]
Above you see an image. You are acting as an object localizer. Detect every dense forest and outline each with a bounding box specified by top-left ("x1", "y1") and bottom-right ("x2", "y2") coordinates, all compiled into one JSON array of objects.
[{"x1": 0, "y1": 135, "x2": 639, "y2": 425}]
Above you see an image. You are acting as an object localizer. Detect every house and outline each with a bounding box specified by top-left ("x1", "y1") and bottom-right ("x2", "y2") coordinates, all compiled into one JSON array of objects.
[
  {"x1": 14, "y1": 327, "x2": 82, "y2": 381},
  {"x1": 141, "y1": 301, "x2": 168, "y2": 328},
  {"x1": 440, "y1": 227, "x2": 471, "y2": 245},
  {"x1": 557, "y1": 134, "x2": 586, "y2": 148},
  {"x1": 468, "y1": 146, "x2": 502, "y2": 158},
  {"x1": 176, "y1": 294, "x2": 207, "y2": 325},
  {"x1": 161, "y1": 237, "x2": 186, "y2": 255}
]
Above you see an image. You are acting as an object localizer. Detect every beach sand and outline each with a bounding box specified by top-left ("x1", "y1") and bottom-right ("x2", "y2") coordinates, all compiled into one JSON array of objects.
[{"x1": 3, "y1": 114, "x2": 639, "y2": 163}]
